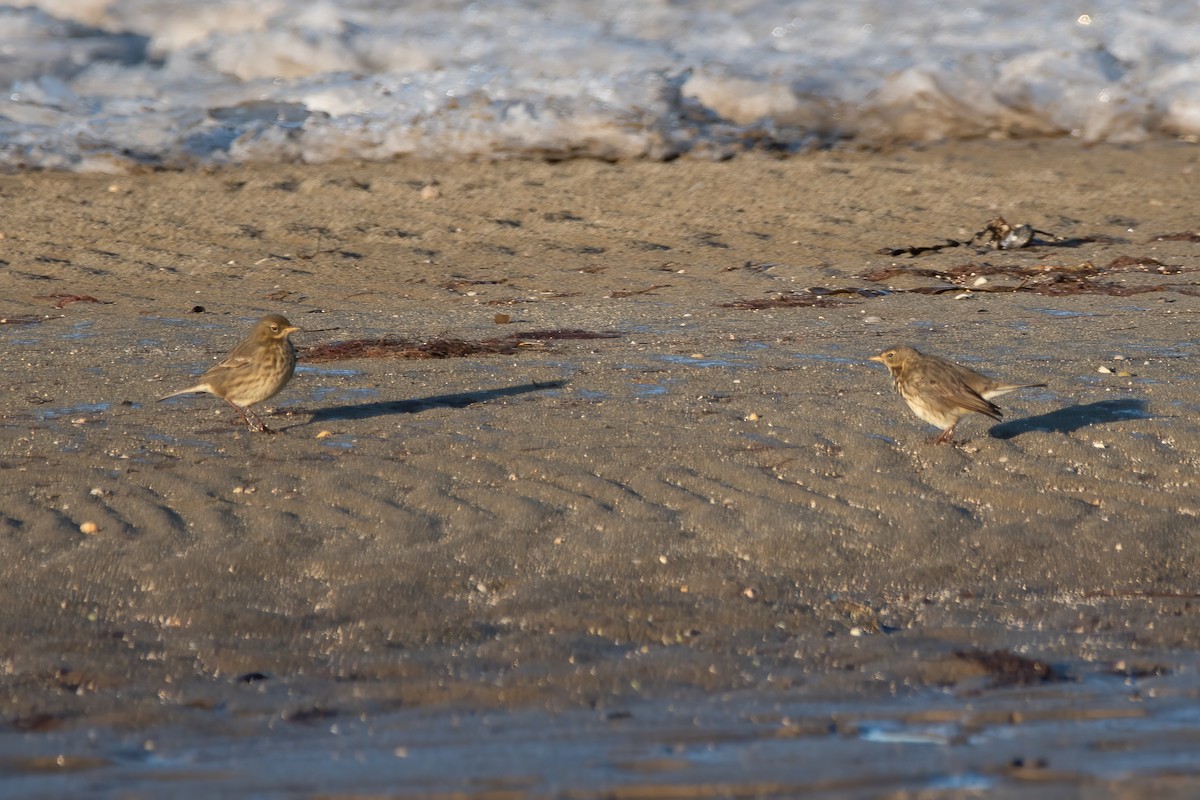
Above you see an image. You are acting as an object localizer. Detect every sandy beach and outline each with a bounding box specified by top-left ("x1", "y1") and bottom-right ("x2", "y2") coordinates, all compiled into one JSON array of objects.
[{"x1": 2, "y1": 140, "x2": 1200, "y2": 795}]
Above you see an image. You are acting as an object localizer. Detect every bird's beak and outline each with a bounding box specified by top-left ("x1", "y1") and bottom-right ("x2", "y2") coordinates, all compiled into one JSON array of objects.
[
  {"x1": 285, "y1": 325, "x2": 302, "y2": 335},
  {"x1": 868, "y1": 355, "x2": 884, "y2": 363}
]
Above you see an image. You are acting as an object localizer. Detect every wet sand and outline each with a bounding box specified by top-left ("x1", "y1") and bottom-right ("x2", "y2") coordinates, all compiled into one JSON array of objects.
[{"x1": 2, "y1": 140, "x2": 1200, "y2": 795}]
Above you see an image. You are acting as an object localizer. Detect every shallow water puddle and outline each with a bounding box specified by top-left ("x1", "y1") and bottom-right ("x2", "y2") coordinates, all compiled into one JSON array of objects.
[
  {"x1": 1031, "y1": 308, "x2": 1102, "y2": 318},
  {"x1": 794, "y1": 352, "x2": 861, "y2": 366},
  {"x1": 296, "y1": 365, "x2": 376, "y2": 406},
  {"x1": 1125, "y1": 343, "x2": 1198, "y2": 359},
  {"x1": 5, "y1": 684, "x2": 1199, "y2": 795},
  {"x1": 857, "y1": 721, "x2": 960, "y2": 745},
  {"x1": 924, "y1": 773, "x2": 997, "y2": 791},
  {"x1": 632, "y1": 383, "x2": 670, "y2": 397},
  {"x1": 34, "y1": 402, "x2": 111, "y2": 422},
  {"x1": 296, "y1": 366, "x2": 363, "y2": 378},
  {"x1": 654, "y1": 354, "x2": 746, "y2": 369},
  {"x1": 60, "y1": 321, "x2": 97, "y2": 341}
]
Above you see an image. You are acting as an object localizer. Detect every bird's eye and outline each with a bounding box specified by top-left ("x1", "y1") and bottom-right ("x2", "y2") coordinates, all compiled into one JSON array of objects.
[{"x1": 271, "y1": 325, "x2": 278, "y2": 332}]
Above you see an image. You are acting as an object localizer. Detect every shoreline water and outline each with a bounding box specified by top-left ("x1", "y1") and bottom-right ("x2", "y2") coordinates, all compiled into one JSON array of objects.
[
  {"x1": 1, "y1": 140, "x2": 1199, "y2": 793},
  {"x1": 7, "y1": 0, "x2": 1200, "y2": 169}
]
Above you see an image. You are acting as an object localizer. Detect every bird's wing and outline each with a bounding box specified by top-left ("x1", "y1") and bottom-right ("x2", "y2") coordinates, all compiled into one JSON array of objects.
[
  {"x1": 213, "y1": 352, "x2": 255, "y2": 372},
  {"x1": 192, "y1": 351, "x2": 255, "y2": 387},
  {"x1": 915, "y1": 371, "x2": 1003, "y2": 420},
  {"x1": 158, "y1": 337, "x2": 256, "y2": 401},
  {"x1": 210, "y1": 336, "x2": 260, "y2": 372},
  {"x1": 952, "y1": 387, "x2": 1003, "y2": 420}
]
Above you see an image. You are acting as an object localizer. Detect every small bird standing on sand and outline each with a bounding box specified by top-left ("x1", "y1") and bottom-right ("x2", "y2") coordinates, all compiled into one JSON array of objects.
[
  {"x1": 870, "y1": 345, "x2": 1045, "y2": 444},
  {"x1": 159, "y1": 314, "x2": 300, "y2": 433}
]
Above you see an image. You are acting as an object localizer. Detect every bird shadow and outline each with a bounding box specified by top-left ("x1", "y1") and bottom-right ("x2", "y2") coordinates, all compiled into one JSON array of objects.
[
  {"x1": 989, "y1": 398, "x2": 1149, "y2": 439},
  {"x1": 300, "y1": 380, "x2": 567, "y2": 424}
]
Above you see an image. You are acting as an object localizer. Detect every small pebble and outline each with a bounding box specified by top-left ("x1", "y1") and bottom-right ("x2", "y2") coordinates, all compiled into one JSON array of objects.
[
  {"x1": 79, "y1": 521, "x2": 99, "y2": 535},
  {"x1": 1097, "y1": 366, "x2": 1112, "y2": 374},
  {"x1": 954, "y1": 292, "x2": 973, "y2": 300},
  {"x1": 1093, "y1": 441, "x2": 1107, "y2": 449},
  {"x1": 973, "y1": 276, "x2": 988, "y2": 286},
  {"x1": 745, "y1": 413, "x2": 759, "y2": 421},
  {"x1": 863, "y1": 316, "x2": 882, "y2": 324},
  {"x1": 493, "y1": 313, "x2": 511, "y2": 324},
  {"x1": 419, "y1": 184, "x2": 440, "y2": 200},
  {"x1": 71, "y1": 417, "x2": 88, "y2": 425},
  {"x1": 315, "y1": 430, "x2": 333, "y2": 439}
]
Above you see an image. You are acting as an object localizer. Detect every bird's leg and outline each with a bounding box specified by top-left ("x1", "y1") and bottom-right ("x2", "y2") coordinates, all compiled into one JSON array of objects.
[
  {"x1": 242, "y1": 405, "x2": 278, "y2": 434},
  {"x1": 933, "y1": 425, "x2": 957, "y2": 444},
  {"x1": 223, "y1": 398, "x2": 266, "y2": 432}
]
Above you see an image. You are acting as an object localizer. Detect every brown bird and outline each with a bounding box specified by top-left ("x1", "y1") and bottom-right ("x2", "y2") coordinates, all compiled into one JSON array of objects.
[
  {"x1": 159, "y1": 314, "x2": 300, "y2": 433},
  {"x1": 870, "y1": 345, "x2": 1045, "y2": 443}
]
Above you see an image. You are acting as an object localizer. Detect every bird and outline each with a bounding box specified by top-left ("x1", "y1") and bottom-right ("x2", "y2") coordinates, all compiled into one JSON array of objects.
[
  {"x1": 869, "y1": 345, "x2": 1045, "y2": 443},
  {"x1": 158, "y1": 314, "x2": 300, "y2": 433}
]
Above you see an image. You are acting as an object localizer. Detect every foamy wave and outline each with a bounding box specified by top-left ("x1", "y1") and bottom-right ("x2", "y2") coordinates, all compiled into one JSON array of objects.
[{"x1": 2, "y1": 0, "x2": 1199, "y2": 171}]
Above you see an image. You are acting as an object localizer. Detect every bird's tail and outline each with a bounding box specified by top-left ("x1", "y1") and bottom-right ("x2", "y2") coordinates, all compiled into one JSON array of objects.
[
  {"x1": 985, "y1": 382, "x2": 1047, "y2": 399},
  {"x1": 157, "y1": 384, "x2": 206, "y2": 402}
]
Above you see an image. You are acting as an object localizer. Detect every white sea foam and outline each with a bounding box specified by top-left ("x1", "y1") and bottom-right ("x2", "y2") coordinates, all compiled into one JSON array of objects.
[{"x1": 2, "y1": 0, "x2": 1199, "y2": 171}]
